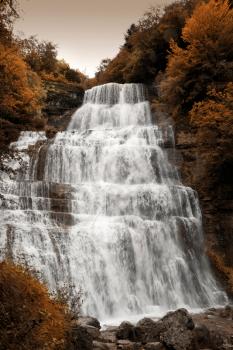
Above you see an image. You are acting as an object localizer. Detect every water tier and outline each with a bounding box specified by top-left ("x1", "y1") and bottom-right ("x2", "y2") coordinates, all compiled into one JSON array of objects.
[{"x1": 0, "y1": 83, "x2": 227, "y2": 321}]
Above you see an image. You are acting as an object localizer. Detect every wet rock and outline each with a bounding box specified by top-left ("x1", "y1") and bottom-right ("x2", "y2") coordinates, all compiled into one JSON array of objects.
[
  {"x1": 193, "y1": 308, "x2": 233, "y2": 349},
  {"x1": 68, "y1": 324, "x2": 93, "y2": 350},
  {"x1": 194, "y1": 324, "x2": 210, "y2": 348},
  {"x1": 77, "y1": 315, "x2": 101, "y2": 329},
  {"x1": 116, "y1": 321, "x2": 139, "y2": 341},
  {"x1": 219, "y1": 305, "x2": 233, "y2": 319},
  {"x1": 209, "y1": 330, "x2": 225, "y2": 350},
  {"x1": 93, "y1": 341, "x2": 117, "y2": 350},
  {"x1": 206, "y1": 315, "x2": 216, "y2": 319},
  {"x1": 101, "y1": 328, "x2": 117, "y2": 343},
  {"x1": 143, "y1": 342, "x2": 165, "y2": 350},
  {"x1": 159, "y1": 309, "x2": 196, "y2": 350},
  {"x1": 135, "y1": 317, "x2": 161, "y2": 343},
  {"x1": 206, "y1": 310, "x2": 216, "y2": 316},
  {"x1": 209, "y1": 329, "x2": 233, "y2": 350},
  {"x1": 0, "y1": 170, "x2": 10, "y2": 182},
  {"x1": 83, "y1": 324, "x2": 100, "y2": 339},
  {"x1": 117, "y1": 339, "x2": 140, "y2": 350},
  {"x1": 43, "y1": 80, "x2": 84, "y2": 118},
  {"x1": 136, "y1": 318, "x2": 156, "y2": 329},
  {"x1": 175, "y1": 123, "x2": 233, "y2": 296},
  {"x1": 72, "y1": 316, "x2": 101, "y2": 340},
  {"x1": 208, "y1": 307, "x2": 217, "y2": 312}
]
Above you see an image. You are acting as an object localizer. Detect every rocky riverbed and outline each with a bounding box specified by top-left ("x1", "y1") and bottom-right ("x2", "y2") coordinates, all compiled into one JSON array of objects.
[{"x1": 70, "y1": 307, "x2": 233, "y2": 350}]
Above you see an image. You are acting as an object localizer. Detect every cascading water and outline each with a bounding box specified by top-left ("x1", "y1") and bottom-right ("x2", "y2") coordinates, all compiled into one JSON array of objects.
[{"x1": 0, "y1": 83, "x2": 227, "y2": 322}]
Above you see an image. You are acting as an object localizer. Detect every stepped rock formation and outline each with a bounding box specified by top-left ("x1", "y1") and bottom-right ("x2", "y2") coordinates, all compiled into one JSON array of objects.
[{"x1": 0, "y1": 83, "x2": 227, "y2": 322}]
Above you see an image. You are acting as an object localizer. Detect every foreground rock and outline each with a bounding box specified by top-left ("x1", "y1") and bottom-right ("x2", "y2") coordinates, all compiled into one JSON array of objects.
[
  {"x1": 159, "y1": 309, "x2": 195, "y2": 349},
  {"x1": 135, "y1": 318, "x2": 161, "y2": 343},
  {"x1": 192, "y1": 306, "x2": 233, "y2": 349},
  {"x1": 70, "y1": 307, "x2": 233, "y2": 350},
  {"x1": 68, "y1": 323, "x2": 93, "y2": 350}
]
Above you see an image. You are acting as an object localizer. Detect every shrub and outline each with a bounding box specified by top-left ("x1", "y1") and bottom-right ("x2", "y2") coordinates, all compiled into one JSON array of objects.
[
  {"x1": 189, "y1": 83, "x2": 233, "y2": 137},
  {"x1": 0, "y1": 261, "x2": 70, "y2": 350}
]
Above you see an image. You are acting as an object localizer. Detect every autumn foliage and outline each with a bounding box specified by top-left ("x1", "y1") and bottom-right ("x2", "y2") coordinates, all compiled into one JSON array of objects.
[
  {"x1": 161, "y1": 0, "x2": 233, "y2": 115},
  {"x1": 19, "y1": 37, "x2": 86, "y2": 85},
  {"x1": 0, "y1": 0, "x2": 87, "y2": 151},
  {"x1": 158, "y1": 0, "x2": 233, "y2": 295},
  {"x1": 0, "y1": 44, "x2": 43, "y2": 115},
  {"x1": 94, "y1": 0, "x2": 199, "y2": 85},
  {"x1": 0, "y1": 261, "x2": 70, "y2": 350},
  {"x1": 0, "y1": 1, "x2": 42, "y2": 117},
  {"x1": 189, "y1": 83, "x2": 233, "y2": 136}
]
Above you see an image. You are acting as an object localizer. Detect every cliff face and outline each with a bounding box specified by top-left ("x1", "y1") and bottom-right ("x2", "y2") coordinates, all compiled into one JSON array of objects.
[
  {"x1": 0, "y1": 80, "x2": 84, "y2": 155},
  {"x1": 43, "y1": 80, "x2": 84, "y2": 132},
  {"x1": 175, "y1": 120, "x2": 233, "y2": 295}
]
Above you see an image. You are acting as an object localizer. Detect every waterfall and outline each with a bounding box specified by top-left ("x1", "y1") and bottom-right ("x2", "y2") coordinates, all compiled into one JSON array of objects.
[{"x1": 0, "y1": 83, "x2": 227, "y2": 322}]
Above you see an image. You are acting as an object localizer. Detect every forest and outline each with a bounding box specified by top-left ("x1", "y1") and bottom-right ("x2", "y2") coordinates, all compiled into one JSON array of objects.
[
  {"x1": 0, "y1": 0, "x2": 233, "y2": 349},
  {"x1": 0, "y1": 0, "x2": 86, "y2": 152}
]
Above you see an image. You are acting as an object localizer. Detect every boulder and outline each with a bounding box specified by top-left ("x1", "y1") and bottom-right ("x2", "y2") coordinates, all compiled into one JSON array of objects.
[
  {"x1": 83, "y1": 324, "x2": 100, "y2": 339},
  {"x1": 135, "y1": 317, "x2": 162, "y2": 343},
  {"x1": 77, "y1": 315, "x2": 101, "y2": 329},
  {"x1": 144, "y1": 342, "x2": 165, "y2": 350},
  {"x1": 68, "y1": 324, "x2": 93, "y2": 350},
  {"x1": 209, "y1": 330, "x2": 224, "y2": 350},
  {"x1": 159, "y1": 308, "x2": 196, "y2": 350},
  {"x1": 219, "y1": 305, "x2": 233, "y2": 319},
  {"x1": 71, "y1": 316, "x2": 101, "y2": 341},
  {"x1": 93, "y1": 341, "x2": 117, "y2": 350},
  {"x1": 116, "y1": 321, "x2": 139, "y2": 341},
  {"x1": 194, "y1": 324, "x2": 211, "y2": 348},
  {"x1": 101, "y1": 328, "x2": 117, "y2": 343},
  {"x1": 117, "y1": 339, "x2": 141, "y2": 350}
]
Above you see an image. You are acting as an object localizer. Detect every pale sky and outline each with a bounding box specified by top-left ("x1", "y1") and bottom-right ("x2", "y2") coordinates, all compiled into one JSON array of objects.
[{"x1": 15, "y1": 0, "x2": 172, "y2": 77}]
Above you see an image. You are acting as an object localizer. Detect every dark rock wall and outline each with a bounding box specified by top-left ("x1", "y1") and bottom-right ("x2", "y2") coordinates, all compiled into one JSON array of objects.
[
  {"x1": 174, "y1": 120, "x2": 233, "y2": 296},
  {"x1": 43, "y1": 80, "x2": 84, "y2": 132},
  {"x1": 43, "y1": 80, "x2": 84, "y2": 116},
  {"x1": 0, "y1": 80, "x2": 84, "y2": 155}
]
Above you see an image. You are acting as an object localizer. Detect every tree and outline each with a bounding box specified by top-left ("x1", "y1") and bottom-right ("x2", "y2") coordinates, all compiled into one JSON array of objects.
[
  {"x1": 0, "y1": 0, "x2": 18, "y2": 45},
  {"x1": 19, "y1": 36, "x2": 43, "y2": 72},
  {"x1": 40, "y1": 41, "x2": 57, "y2": 73},
  {"x1": 189, "y1": 83, "x2": 233, "y2": 136},
  {"x1": 138, "y1": 6, "x2": 162, "y2": 31},
  {"x1": 123, "y1": 23, "x2": 138, "y2": 49},
  {"x1": 20, "y1": 37, "x2": 57, "y2": 74},
  {"x1": 95, "y1": 58, "x2": 111, "y2": 81},
  {"x1": 0, "y1": 44, "x2": 43, "y2": 116},
  {"x1": 96, "y1": 58, "x2": 111, "y2": 74},
  {"x1": 95, "y1": 0, "x2": 198, "y2": 84},
  {"x1": 161, "y1": 0, "x2": 233, "y2": 115}
]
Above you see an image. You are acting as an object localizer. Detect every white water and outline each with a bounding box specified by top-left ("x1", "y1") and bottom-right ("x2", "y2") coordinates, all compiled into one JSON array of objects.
[{"x1": 0, "y1": 83, "x2": 227, "y2": 322}]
